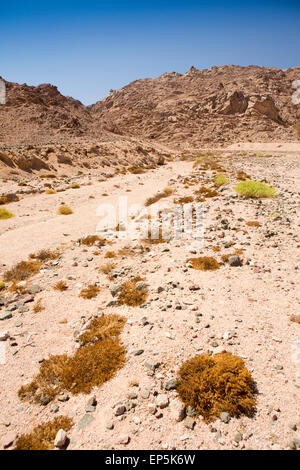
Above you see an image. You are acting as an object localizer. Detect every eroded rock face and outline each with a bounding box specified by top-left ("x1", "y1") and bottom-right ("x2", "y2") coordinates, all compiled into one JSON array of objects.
[
  {"x1": 248, "y1": 96, "x2": 283, "y2": 123},
  {"x1": 219, "y1": 91, "x2": 249, "y2": 115}
]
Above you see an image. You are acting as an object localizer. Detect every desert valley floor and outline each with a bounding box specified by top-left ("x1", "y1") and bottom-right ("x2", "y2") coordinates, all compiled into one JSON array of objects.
[{"x1": 0, "y1": 142, "x2": 299, "y2": 450}]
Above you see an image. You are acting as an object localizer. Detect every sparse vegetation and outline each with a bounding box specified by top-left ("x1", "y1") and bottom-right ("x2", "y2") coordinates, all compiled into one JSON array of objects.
[
  {"x1": 33, "y1": 298, "x2": 44, "y2": 313},
  {"x1": 58, "y1": 205, "x2": 73, "y2": 215},
  {"x1": 215, "y1": 174, "x2": 230, "y2": 186},
  {"x1": 70, "y1": 183, "x2": 80, "y2": 189},
  {"x1": 174, "y1": 196, "x2": 194, "y2": 204},
  {"x1": 234, "y1": 181, "x2": 277, "y2": 198},
  {"x1": 145, "y1": 187, "x2": 173, "y2": 206},
  {"x1": 117, "y1": 278, "x2": 148, "y2": 306},
  {"x1": 246, "y1": 221, "x2": 261, "y2": 227},
  {"x1": 0, "y1": 207, "x2": 14, "y2": 219},
  {"x1": 18, "y1": 314, "x2": 126, "y2": 401},
  {"x1": 79, "y1": 285, "x2": 100, "y2": 299},
  {"x1": 3, "y1": 260, "x2": 42, "y2": 282},
  {"x1": 104, "y1": 250, "x2": 116, "y2": 259},
  {"x1": 177, "y1": 352, "x2": 256, "y2": 422},
  {"x1": 46, "y1": 189, "x2": 57, "y2": 194},
  {"x1": 294, "y1": 120, "x2": 300, "y2": 139},
  {"x1": 189, "y1": 257, "x2": 220, "y2": 271},
  {"x1": 81, "y1": 235, "x2": 105, "y2": 246},
  {"x1": 14, "y1": 416, "x2": 73, "y2": 450},
  {"x1": 54, "y1": 280, "x2": 68, "y2": 291},
  {"x1": 30, "y1": 249, "x2": 60, "y2": 262}
]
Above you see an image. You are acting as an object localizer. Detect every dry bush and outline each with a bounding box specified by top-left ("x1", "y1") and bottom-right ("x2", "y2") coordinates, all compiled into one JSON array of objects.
[
  {"x1": 117, "y1": 278, "x2": 148, "y2": 307},
  {"x1": 290, "y1": 315, "x2": 300, "y2": 324},
  {"x1": 174, "y1": 196, "x2": 194, "y2": 204},
  {"x1": 58, "y1": 205, "x2": 73, "y2": 215},
  {"x1": 0, "y1": 193, "x2": 19, "y2": 205},
  {"x1": 236, "y1": 170, "x2": 251, "y2": 181},
  {"x1": 128, "y1": 166, "x2": 146, "y2": 174},
  {"x1": 14, "y1": 416, "x2": 73, "y2": 450},
  {"x1": 246, "y1": 221, "x2": 261, "y2": 227},
  {"x1": 79, "y1": 285, "x2": 100, "y2": 299},
  {"x1": 0, "y1": 207, "x2": 14, "y2": 219},
  {"x1": 4, "y1": 260, "x2": 42, "y2": 282},
  {"x1": 40, "y1": 174, "x2": 56, "y2": 179},
  {"x1": 33, "y1": 299, "x2": 44, "y2": 313},
  {"x1": 81, "y1": 235, "x2": 105, "y2": 246},
  {"x1": 189, "y1": 257, "x2": 220, "y2": 271},
  {"x1": 0, "y1": 281, "x2": 5, "y2": 290},
  {"x1": 195, "y1": 186, "x2": 219, "y2": 201},
  {"x1": 18, "y1": 314, "x2": 126, "y2": 401},
  {"x1": 54, "y1": 281, "x2": 68, "y2": 291},
  {"x1": 100, "y1": 262, "x2": 115, "y2": 275},
  {"x1": 145, "y1": 187, "x2": 173, "y2": 206},
  {"x1": 235, "y1": 181, "x2": 276, "y2": 198},
  {"x1": 79, "y1": 314, "x2": 126, "y2": 345},
  {"x1": 30, "y1": 249, "x2": 60, "y2": 262},
  {"x1": 212, "y1": 245, "x2": 221, "y2": 252},
  {"x1": 104, "y1": 250, "x2": 116, "y2": 259},
  {"x1": 46, "y1": 189, "x2": 57, "y2": 194},
  {"x1": 294, "y1": 120, "x2": 300, "y2": 139},
  {"x1": 70, "y1": 183, "x2": 80, "y2": 189},
  {"x1": 177, "y1": 352, "x2": 256, "y2": 422}
]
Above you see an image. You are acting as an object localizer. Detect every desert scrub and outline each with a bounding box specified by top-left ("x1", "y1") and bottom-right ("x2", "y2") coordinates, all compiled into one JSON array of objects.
[
  {"x1": 234, "y1": 180, "x2": 276, "y2": 198},
  {"x1": 79, "y1": 285, "x2": 100, "y2": 299},
  {"x1": 117, "y1": 278, "x2": 148, "y2": 307},
  {"x1": 3, "y1": 260, "x2": 42, "y2": 282},
  {"x1": 33, "y1": 298, "x2": 44, "y2": 313},
  {"x1": 46, "y1": 189, "x2": 57, "y2": 194},
  {"x1": 145, "y1": 187, "x2": 173, "y2": 206},
  {"x1": 189, "y1": 257, "x2": 220, "y2": 271},
  {"x1": 30, "y1": 249, "x2": 60, "y2": 262},
  {"x1": 177, "y1": 352, "x2": 256, "y2": 422},
  {"x1": 215, "y1": 174, "x2": 229, "y2": 186},
  {"x1": 81, "y1": 235, "x2": 105, "y2": 246},
  {"x1": 54, "y1": 280, "x2": 68, "y2": 291},
  {"x1": 14, "y1": 416, "x2": 73, "y2": 450},
  {"x1": 70, "y1": 183, "x2": 80, "y2": 189},
  {"x1": 246, "y1": 221, "x2": 261, "y2": 227},
  {"x1": 195, "y1": 186, "x2": 219, "y2": 200},
  {"x1": 0, "y1": 207, "x2": 14, "y2": 219},
  {"x1": 294, "y1": 120, "x2": 300, "y2": 138},
  {"x1": 18, "y1": 314, "x2": 126, "y2": 401},
  {"x1": 58, "y1": 205, "x2": 73, "y2": 215},
  {"x1": 0, "y1": 281, "x2": 5, "y2": 290},
  {"x1": 104, "y1": 250, "x2": 116, "y2": 259},
  {"x1": 174, "y1": 196, "x2": 194, "y2": 204}
]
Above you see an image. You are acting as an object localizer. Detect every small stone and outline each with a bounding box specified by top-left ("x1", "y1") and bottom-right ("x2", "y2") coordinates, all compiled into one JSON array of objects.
[
  {"x1": 0, "y1": 330, "x2": 9, "y2": 341},
  {"x1": 165, "y1": 378, "x2": 178, "y2": 391},
  {"x1": 116, "y1": 434, "x2": 130, "y2": 445},
  {"x1": 233, "y1": 432, "x2": 243, "y2": 443},
  {"x1": 54, "y1": 429, "x2": 67, "y2": 448},
  {"x1": 141, "y1": 389, "x2": 150, "y2": 399},
  {"x1": 0, "y1": 312, "x2": 12, "y2": 321},
  {"x1": 288, "y1": 438, "x2": 300, "y2": 450},
  {"x1": 186, "y1": 405, "x2": 196, "y2": 417},
  {"x1": 106, "y1": 422, "x2": 114, "y2": 430},
  {"x1": 220, "y1": 412, "x2": 231, "y2": 423},
  {"x1": 40, "y1": 396, "x2": 50, "y2": 406},
  {"x1": 184, "y1": 417, "x2": 195, "y2": 430},
  {"x1": 169, "y1": 399, "x2": 185, "y2": 422},
  {"x1": 26, "y1": 284, "x2": 42, "y2": 294},
  {"x1": 50, "y1": 404, "x2": 59, "y2": 413},
  {"x1": 228, "y1": 255, "x2": 242, "y2": 267},
  {"x1": 114, "y1": 404, "x2": 126, "y2": 416},
  {"x1": 132, "y1": 349, "x2": 144, "y2": 356},
  {"x1": 1, "y1": 431, "x2": 18, "y2": 449},
  {"x1": 289, "y1": 424, "x2": 297, "y2": 431},
  {"x1": 156, "y1": 394, "x2": 169, "y2": 409},
  {"x1": 58, "y1": 394, "x2": 69, "y2": 402},
  {"x1": 78, "y1": 413, "x2": 95, "y2": 430}
]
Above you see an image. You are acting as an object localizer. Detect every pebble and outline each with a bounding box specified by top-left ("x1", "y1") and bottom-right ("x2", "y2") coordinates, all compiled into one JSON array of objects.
[
  {"x1": 156, "y1": 394, "x2": 169, "y2": 409},
  {"x1": 54, "y1": 429, "x2": 67, "y2": 448},
  {"x1": 220, "y1": 411, "x2": 231, "y2": 423},
  {"x1": 184, "y1": 417, "x2": 196, "y2": 430}
]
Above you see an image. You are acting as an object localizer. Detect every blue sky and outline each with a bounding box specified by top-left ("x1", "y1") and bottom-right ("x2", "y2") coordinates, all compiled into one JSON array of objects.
[{"x1": 0, "y1": 0, "x2": 299, "y2": 104}]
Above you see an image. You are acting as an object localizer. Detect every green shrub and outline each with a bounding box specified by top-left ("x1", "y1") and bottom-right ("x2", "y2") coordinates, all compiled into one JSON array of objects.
[
  {"x1": 234, "y1": 180, "x2": 276, "y2": 198},
  {"x1": 215, "y1": 174, "x2": 230, "y2": 186},
  {"x1": 0, "y1": 207, "x2": 14, "y2": 219}
]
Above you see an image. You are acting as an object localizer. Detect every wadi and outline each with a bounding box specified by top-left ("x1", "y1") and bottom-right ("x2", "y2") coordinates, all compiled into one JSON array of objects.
[{"x1": 0, "y1": 64, "x2": 299, "y2": 451}]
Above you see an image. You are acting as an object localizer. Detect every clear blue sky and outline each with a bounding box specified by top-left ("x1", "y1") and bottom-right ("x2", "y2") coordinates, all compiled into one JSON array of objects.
[{"x1": 0, "y1": 0, "x2": 299, "y2": 105}]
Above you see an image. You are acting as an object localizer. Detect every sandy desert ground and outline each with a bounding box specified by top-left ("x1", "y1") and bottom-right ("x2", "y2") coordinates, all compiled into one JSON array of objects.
[{"x1": 0, "y1": 143, "x2": 299, "y2": 450}]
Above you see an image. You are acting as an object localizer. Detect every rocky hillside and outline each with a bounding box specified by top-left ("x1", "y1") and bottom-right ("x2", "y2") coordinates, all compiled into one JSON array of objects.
[
  {"x1": 1, "y1": 65, "x2": 299, "y2": 148},
  {"x1": 91, "y1": 65, "x2": 300, "y2": 146}
]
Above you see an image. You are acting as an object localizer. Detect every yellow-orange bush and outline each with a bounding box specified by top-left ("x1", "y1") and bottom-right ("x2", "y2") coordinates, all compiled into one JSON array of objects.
[
  {"x1": 14, "y1": 416, "x2": 73, "y2": 450},
  {"x1": 18, "y1": 314, "x2": 126, "y2": 402},
  {"x1": 177, "y1": 352, "x2": 256, "y2": 422}
]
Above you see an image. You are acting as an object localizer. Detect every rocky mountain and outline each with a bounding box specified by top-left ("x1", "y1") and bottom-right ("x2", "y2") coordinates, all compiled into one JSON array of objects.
[
  {"x1": 1, "y1": 65, "x2": 299, "y2": 148},
  {"x1": 90, "y1": 65, "x2": 300, "y2": 146}
]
